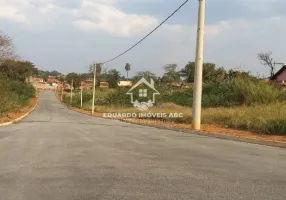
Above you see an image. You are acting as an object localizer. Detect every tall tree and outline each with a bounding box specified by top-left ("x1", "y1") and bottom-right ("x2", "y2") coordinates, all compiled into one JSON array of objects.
[
  {"x1": 161, "y1": 64, "x2": 180, "y2": 83},
  {"x1": 181, "y1": 62, "x2": 227, "y2": 83},
  {"x1": 66, "y1": 73, "x2": 81, "y2": 89},
  {"x1": 0, "y1": 31, "x2": 17, "y2": 61},
  {"x1": 0, "y1": 60, "x2": 38, "y2": 82},
  {"x1": 100, "y1": 67, "x2": 109, "y2": 80},
  {"x1": 133, "y1": 71, "x2": 157, "y2": 82},
  {"x1": 49, "y1": 70, "x2": 62, "y2": 77},
  {"x1": 257, "y1": 51, "x2": 275, "y2": 78},
  {"x1": 107, "y1": 69, "x2": 121, "y2": 88},
  {"x1": 89, "y1": 63, "x2": 102, "y2": 86},
  {"x1": 80, "y1": 73, "x2": 92, "y2": 80},
  {"x1": 125, "y1": 63, "x2": 131, "y2": 79}
]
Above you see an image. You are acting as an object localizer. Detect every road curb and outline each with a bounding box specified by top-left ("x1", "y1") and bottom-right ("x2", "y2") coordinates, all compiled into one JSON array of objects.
[
  {"x1": 56, "y1": 94, "x2": 286, "y2": 149},
  {"x1": 119, "y1": 119, "x2": 286, "y2": 149},
  {"x1": 0, "y1": 98, "x2": 39, "y2": 127}
]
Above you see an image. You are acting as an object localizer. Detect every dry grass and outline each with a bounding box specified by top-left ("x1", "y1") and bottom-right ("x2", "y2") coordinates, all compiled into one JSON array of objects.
[
  {"x1": 90, "y1": 102, "x2": 286, "y2": 135},
  {"x1": 0, "y1": 97, "x2": 38, "y2": 124}
]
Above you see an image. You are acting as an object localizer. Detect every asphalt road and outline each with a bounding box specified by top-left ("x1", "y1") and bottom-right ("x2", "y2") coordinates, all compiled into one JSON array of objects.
[{"x1": 0, "y1": 91, "x2": 285, "y2": 200}]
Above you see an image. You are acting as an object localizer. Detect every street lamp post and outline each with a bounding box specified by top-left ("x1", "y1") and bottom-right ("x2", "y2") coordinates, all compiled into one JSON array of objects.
[
  {"x1": 192, "y1": 0, "x2": 206, "y2": 130},
  {"x1": 91, "y1": 64, "x2": 96, "y2": 115},
  {"x1": 70, "y1": 79, "x2": 73, "y2": 106},
  {"x1": 81, "y1": 85, "x2": 83, "y2": 108},
  {"x1": 61, "y1": 83, "x2": 64, "y2": 102}
]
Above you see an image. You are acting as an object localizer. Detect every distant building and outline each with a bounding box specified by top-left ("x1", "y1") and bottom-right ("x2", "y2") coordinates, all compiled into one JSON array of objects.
[
  {"x1": 270, "y1": 65, "x2": 286, "y2": 85},
  {"x1": 47, "y1": 78, "x2": 60, "y2": 85},
  {"x1": 100, "y1": 80, "x2": 109, "y2": 88},
  {"x1": 81, "y1": 79, "x2": 109, "y2": 89},
  {"x1": 118, "y1": 80, "x2": 133, "y2": 87},
  {"x1": 81, "y1": 78, "x2": 94, "y2": 90},
  {"x1": 26, "y1": 77, "x2": 44, "y2": 84},
  {"x1": 167, "y1": 82, "x2": 191, "y2": 88},
  {"x1": 52, "y1": 83, "x2": 58, "y2": 87},
  {"x1": 32, "y1": 77, "x2": 44, "y2": 83}
]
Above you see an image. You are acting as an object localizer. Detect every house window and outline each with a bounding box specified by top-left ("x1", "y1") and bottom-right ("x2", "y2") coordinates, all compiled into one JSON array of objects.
[{"x1": 139, "y1": 89, "x2": 147, "y2": 97}]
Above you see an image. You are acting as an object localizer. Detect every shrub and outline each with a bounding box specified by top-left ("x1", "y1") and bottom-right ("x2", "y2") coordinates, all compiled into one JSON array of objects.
[
  {"x1": 0, "y1": 73, "x2": 36, "y2": 116},
  {"x1": 9, "y1": 80, "x2": 36, "y2": 106},
  {"x1": 157, "y1": 77, "x2": 285, "y2": 108},
  {"x1": 232, "y1": 77, "x2": 285, "y2": 105},
  {"x1": 0, "y1": 86, "x2": 19, "y2": 115},
  {"x1": 0, "y1": 75, "x2": 20, "y2": 115},
  {"x1": 62, "y1": 76, "x2": 285, "y2": 111},
  {"x1": 103, "y1": 88, "x2": 132, "y2": 107}
]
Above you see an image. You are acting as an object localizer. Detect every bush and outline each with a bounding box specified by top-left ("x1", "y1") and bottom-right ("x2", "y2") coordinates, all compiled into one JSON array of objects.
[
  {"x1": 157, "y1": 77, "x2": 285, "y2": 108},
  {"x1": 232, "y1": 77, "x2": 285, "y2": 105},
  {"x1": 63, "y1": 88, "x2": 119, "y2": 108},
  {"x1": 9, "y1": 80, "x2": 36, "y2": 106},
  {"x1": 160, "y1": 88, "x2": 193, "y2": 107},
  {"x1": 0, "y1": 85, "x2": 19, "y2": 115},
  {"x1": 103, "y1": 87, "x2": 132, "y2": 107},
  {"x1": 62, "y1": 76, "x2": 285, "y2": 111},
  {"x1": 0, "y1": 74, "x2": 35, "y2": 116}
]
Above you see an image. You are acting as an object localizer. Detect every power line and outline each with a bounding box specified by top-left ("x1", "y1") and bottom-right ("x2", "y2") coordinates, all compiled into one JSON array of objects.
[{"x1": 102, "y1": 0, "x2": 189, "y2": 64}]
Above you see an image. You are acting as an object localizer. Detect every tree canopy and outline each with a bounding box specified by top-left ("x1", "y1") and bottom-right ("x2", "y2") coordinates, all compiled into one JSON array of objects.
[
  {"x1": 89, "y1": 63, "x2": 102, "y2": 86},
  {"x1": 180, "y1": 62, "x2": 227, "y2": 83},
  {"x1": 66, "y1": 73, "x2": 81, "y2": 89},
  {"x1": 125, "y1": 63, "x2": 131, "y2": 79},
  {"x1": 0, "y1": 60, "x2": 38, "y2": 82},
  {"x1": 161, "y1": 64, "x2": 181, "y2": 83},
  {"x1": 107, "y1": 69, "x2": 121, "y2": 88},
  {"x1": 38, "y1": 70, "x2": 62, "y2": 81},
  {"x1": 133, "y1": 71, "x2": 157, "y2": 82},
  {"x1": 0, "y1": 31, "x2": 17, "y2": 61},
  {"x1": 257, "y1": 51, "x2": 275, "y2": 78}
]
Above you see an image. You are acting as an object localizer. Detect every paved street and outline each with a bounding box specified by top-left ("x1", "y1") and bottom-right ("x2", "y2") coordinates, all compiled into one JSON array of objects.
[{"x1": 0, "y1": 91, "x2": 285, "y2": 200}]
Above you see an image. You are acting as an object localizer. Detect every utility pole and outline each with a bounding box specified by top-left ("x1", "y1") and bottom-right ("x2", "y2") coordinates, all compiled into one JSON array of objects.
[
  {"x1": 61, "y1": 83, "x2": 64, "y2": 102},
  {"x1": 91, "y1": 64, "x2": 97, "y2": 115},
  {"x1": 81, "y1": 85, "x2": 83, "y2": 108},
  {"x1": 192, "y1": 0, "x2": 206, "y2": 130},
  {"x1": 70, "y1": 79, "x2": 73, "y2": 106},
  {"x1": 274, "y1": 61, "x2": 284, "y2": 67}
]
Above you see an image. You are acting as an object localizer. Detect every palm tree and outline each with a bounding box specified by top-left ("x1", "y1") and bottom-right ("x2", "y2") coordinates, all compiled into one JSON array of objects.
[{"x1": 125, "y1": 63, "x2": 131, "y2": 80}]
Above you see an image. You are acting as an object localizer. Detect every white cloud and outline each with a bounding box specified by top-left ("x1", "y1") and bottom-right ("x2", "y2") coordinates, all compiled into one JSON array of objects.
[
  {"x1": 0, "y1": 0, "x2": 71, "y2": 28},
  {"x1": 72, "y1": 0, "x2": 158, "y2": 37},
  {"x1": 145, "y1": 15, "x2": 286, "y2": 76},
  {"x1": 240, "y1": 0, "x2": 284, "y2": 13},
  {"x1": 0, "y1": 0, "x2": 188, "y2": 36},
  {"x1": 0, "y1": 5, "x2": 28, "y2": 23}
]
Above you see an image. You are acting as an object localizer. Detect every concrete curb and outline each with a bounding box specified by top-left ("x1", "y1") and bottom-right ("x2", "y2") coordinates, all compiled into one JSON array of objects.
[
  {"x1": 56, "y1": 94, "x2": 286, "y2": 149},
  {"x1": 0, "y1": 98, "x2": 39, "y2": 127},
  {"x1": 120, "y1": 119, "x2": 286, "y2": 149}
]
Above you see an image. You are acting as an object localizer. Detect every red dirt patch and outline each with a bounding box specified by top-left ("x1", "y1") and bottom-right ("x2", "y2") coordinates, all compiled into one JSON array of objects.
[{"x1": 124, "y1": 118, "x2": 286, "y2": 143}]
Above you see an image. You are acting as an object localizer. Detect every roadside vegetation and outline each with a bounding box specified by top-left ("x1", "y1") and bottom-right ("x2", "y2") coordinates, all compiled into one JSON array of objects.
[
  {"x1": 0, "y1": 31, "x2": 37, "y2": 117},
  {"x1": 60, "y1": 61, "x2": 286, "y2": 135}
]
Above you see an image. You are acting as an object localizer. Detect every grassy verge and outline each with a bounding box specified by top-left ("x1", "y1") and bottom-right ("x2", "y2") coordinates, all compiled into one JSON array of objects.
[
  {"x1": 78, "y1": 102, "x2": 286, "y2": 135},
  {"x1": 59, "y1": 76, "x2": 286, "y2": 136},
  {"x1": 0, "y1": 97, "x2": 38, "y2": 124}
]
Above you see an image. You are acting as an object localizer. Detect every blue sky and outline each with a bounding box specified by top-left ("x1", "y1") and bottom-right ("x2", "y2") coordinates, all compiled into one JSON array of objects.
[{"x1": 0, "y1": 0, "x2": 285, "y2": 77}]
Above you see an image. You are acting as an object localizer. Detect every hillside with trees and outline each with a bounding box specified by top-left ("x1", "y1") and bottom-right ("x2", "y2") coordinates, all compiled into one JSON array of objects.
[{"x1": 0, "y1": 31, "x2": 37, "y2": 116}]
